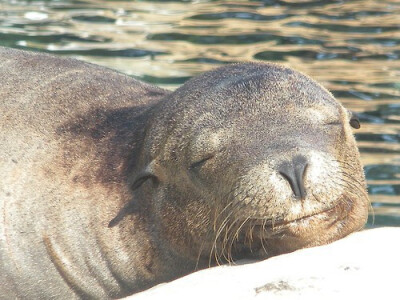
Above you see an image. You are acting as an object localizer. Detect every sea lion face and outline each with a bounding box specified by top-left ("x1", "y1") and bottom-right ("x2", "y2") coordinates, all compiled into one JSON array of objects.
[{"x1": 140, "y1": 63, "x2": 369, "y2": 264}]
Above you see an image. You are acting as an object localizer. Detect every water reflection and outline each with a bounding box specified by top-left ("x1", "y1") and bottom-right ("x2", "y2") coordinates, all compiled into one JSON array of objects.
[{"x1": 0, "y1": 0, "x2": 399, "y2": 226}]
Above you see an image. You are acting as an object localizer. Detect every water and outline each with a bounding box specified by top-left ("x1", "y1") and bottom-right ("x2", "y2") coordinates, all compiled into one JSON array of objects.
[{"x1": 0, "y1": 0, "x2": 399, "y2": 227}]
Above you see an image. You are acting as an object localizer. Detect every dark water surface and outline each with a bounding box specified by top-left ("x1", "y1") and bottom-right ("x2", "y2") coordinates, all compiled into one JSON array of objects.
[{"x1": 0, "y1": 0, "x2": 399, "y2": 227}]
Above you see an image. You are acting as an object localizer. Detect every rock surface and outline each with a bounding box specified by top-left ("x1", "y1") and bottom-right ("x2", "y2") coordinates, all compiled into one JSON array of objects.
[{"x1": 125, "y1": 227, "x2": 399, "y2": 299}]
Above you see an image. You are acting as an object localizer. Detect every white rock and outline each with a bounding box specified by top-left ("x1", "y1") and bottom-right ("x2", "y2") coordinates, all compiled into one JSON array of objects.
[{"x1": 124, "y1": 227, "x2": 400, "y2": 300}]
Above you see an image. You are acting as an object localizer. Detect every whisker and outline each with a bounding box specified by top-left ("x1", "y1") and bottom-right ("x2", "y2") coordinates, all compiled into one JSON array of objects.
[{"x1": 260, "y1": 218, "x2": 268, "y2": 255}]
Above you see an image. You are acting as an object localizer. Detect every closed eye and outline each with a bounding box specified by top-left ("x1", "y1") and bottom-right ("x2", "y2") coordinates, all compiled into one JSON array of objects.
[
  {"x1": 325, "y1": 120, "x2": 341, "y2": 126},
  {"x1": 189, "y1": 154, "x2": 215, "y2": 170}
]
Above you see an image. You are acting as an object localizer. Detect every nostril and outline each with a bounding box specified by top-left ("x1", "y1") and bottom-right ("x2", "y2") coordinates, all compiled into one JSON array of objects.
[
  {"x1": 278, "y1": 156, "x2": 308, "y2": 200},
  {"x1": 295, "y1": 161, "x2": 308, "y2": 199},
  {"x1": 279, "y1": 168, "x2": 299, "y2": 198}
]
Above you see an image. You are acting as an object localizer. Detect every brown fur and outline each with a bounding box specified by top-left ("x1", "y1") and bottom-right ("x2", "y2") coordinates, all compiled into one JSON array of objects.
[{"x1": 0, "y1": 47, "x2": 369, "y2": 299}]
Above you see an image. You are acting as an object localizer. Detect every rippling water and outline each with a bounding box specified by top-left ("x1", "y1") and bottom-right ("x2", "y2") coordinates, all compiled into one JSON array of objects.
[{"x1": 0, "y1": 0, "x2": 399, "y2": 227}]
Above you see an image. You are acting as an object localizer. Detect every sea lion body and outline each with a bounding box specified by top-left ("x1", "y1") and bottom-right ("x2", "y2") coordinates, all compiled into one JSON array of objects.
[
  {"x1": 0, "y1": 47, "x2": 369, "y2": 299},
  {"x1": 0, "y1": 48, "x2": 174, "y2": 299}
]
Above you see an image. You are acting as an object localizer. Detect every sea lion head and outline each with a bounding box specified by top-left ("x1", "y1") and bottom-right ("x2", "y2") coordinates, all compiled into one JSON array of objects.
[{"x1": 126, "y1": 63, "x2": 369, "y2": 264}]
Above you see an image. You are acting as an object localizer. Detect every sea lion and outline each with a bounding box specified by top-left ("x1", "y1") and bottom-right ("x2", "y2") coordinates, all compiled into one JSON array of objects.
[{"x1": 0, "y1": 47, "x2": 369, "y2": 299}]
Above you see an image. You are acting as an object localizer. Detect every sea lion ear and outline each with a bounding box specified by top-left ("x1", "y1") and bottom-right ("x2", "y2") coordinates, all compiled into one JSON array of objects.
[
  {"x1": 348, "y1": 111, "x2": 361, "y2": 129},
  {"x1": 131, "y1": 166, "x2": 159, "y2": 191},
  {"x1": 108, "y1": 163, "x2": 159, "y2": 228}
]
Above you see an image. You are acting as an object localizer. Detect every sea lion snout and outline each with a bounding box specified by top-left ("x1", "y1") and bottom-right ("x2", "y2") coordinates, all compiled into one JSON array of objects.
[
  {"x1": 229, "y1": 150, "x2": 342, "y2": 217},
  {"x1": 277, "y1": 155, "x2": 308, "y2": 200}
]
